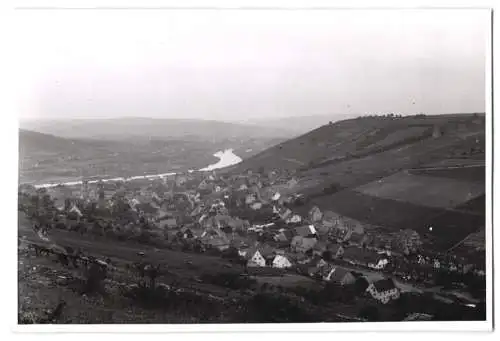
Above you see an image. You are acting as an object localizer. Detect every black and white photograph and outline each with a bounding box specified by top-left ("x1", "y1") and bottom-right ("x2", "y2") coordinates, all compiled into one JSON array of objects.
[{"x1": 9, "y1": 1, "x2": 493, "y2": 332}]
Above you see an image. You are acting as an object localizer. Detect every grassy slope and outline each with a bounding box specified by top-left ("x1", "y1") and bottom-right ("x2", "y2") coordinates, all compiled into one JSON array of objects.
[
  {"x1": 227, "y1": 114, "x2": 486, "y2": 251},
  {"x1": 17, "y1": 212, "x2": 348, "y2": 324},
  {"x1": 228, "y1": 114, "x2": 485, "y2": 174}
]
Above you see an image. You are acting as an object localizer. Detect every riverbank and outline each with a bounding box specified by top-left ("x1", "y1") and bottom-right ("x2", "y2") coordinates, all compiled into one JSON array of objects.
[{"x1": 28, "y1": 149, "x2": 242, "y2": 189}]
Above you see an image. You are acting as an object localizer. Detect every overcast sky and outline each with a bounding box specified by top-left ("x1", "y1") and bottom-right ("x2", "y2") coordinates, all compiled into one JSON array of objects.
[{"x1": 15, "y1": 9, "x2": 489, "y2": 122}]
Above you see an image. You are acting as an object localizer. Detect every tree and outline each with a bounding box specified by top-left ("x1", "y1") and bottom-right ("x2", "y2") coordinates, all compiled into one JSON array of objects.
[
  {"x1": 359, "y1": 305, "x2": 379, "y2": 321},
  {"x1": 322, "y1": 250, "x2": 332, "y2": 262},
  {"x1": 222, "y1": 246, "x2": 239, "y2": 260},
  {"x1": 83, "y1": 263, "x2": 107, "y2": 294},
  {"x1": 322, "y1": 282, "x2": 342, "y2": 302},
  {"x1": 64, "y1": 199, "x2": 72, "y2": 211},
  {"x1": 353, "y1": 276, "x2": 369, "y2": 294},
  {"x1": 395, "y1": 229, "x2": 422, "y2": 255},
  {"x1": 144, "y1": 264, "x2": 161, "y2": 290}
]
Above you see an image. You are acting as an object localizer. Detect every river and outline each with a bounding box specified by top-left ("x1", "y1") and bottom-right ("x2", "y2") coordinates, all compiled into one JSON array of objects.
[
  {"x1": 31, "y1": 148, "x2": 242, "y2": 189},
  {"x1": 199, "y1": 149, "x2": 242, "y2": 171}
]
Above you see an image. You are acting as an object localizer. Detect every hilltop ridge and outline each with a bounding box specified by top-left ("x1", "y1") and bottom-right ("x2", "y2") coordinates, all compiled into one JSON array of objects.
[
  {"x1": 19, "y1": 117, "x2": 296, "y2": 142},
  {"x1": 226, "y1": 113, "x2": 485, "y2": 177}
]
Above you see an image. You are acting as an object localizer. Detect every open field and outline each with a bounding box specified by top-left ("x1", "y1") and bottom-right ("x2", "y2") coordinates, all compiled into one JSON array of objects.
[
  {"x1": 296, "y1": 189, "x2": 484, "y2": 251},
  {"x1": 408, "y1": 165, "x2": 485, "y2": 183},
  {"x1": 455, "y1": 195, "x2": 486, "y2": 215},
  {"x1": 424, "y1": 211, "x2": 485, "y2": 250},
  {"x1": 253, "y1": 274, "x2": 320, "y2": 290},
  {"x1": 424, "y1": 158, "x2": 486, "y2": 168},
  {"x1": 304, "y1": 189, "x2": 444, "y2": 230},
  {"x1": 462, "y1": 230, "x2": 486, "y2": 250},
  {"x1": 355, "y1": 171, "x2": 484, "y2": 209}
]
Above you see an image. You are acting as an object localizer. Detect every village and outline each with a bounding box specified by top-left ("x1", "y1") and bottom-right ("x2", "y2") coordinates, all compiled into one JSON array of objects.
[{"x1": 17, "y1": 165, "x2": 486, "y2": 318}]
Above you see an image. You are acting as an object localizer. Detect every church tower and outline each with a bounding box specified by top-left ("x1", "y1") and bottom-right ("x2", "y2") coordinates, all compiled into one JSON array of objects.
[{"x1": 81, "y1": 180, "x2": 89, "y2": 201}]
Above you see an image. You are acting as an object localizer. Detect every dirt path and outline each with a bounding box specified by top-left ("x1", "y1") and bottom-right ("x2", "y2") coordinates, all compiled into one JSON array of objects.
[
  {"x1": 282, "y1": 158, "x2": 306, "y2": 166},
  {"x1": 407, "y1": 163, "x2": 485, "y2": 172}
]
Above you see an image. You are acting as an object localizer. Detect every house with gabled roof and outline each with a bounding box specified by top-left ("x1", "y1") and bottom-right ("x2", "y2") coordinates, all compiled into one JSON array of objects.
[
  {"x1": 287, "y1": 177, "x2": 298, "y2": 188},
  {"x1": 322, "y1": 266, "x2": 356, "y2": 285},
  {"x1": 244, "y1": 248, "x2": 266, "y2": 267},
  {"x1": 366, "y1": 278, "x2": 401, "y2": 304},
  {"x1": 368, "y1": 257, "x2": 389, "y2": 270},
  {"x1": 292, "y1": 252, "x2": 312, "y2": 265},
  {"x1": 245, "y1": 193, "x2": 257, "y2": 205},
  {"x1": 157, "y1": 217, "x2": 177, "y2": 229},
  {"x1": 304, "y1": 265, "x2": 322, "y2": 278},
  {"x1": 272, "y1": 254, "x2": 293, "y2": 268},
  {"x1": 274, "y1": 230, "x2": 294, "y2": 244},
  {"x1": 52, "y1": 197, "x2": 66, "y2": 212},
  {"x1": 248, "y1": 174, "x2": 261, "y2": 186},
  {"x1": 175, "y1": 174, "x2": 188, "y2": 187},
  {"x1": 179, "y1": 226, "x2": 195, "y2": 239},
  {"x1": 69, "y1": 203, "x2": 83, "y2": 218},
  {"x1": 234, "y1": 178, "x2": 249, "y2": 191},
  {"x1": 271, "y1": 192, "x2": 281, "y2": 201},
  {"x1": 189, "y1": 227, "x2": 204, "y2": 239},
  {"x1": 294, "y1": 224, "x2": 317, "y2": 237},
  {"x1": 343, "y1": 247, "x2": 382, "y2": 268},
  {"x1": 312, "y1": 241, "x2": 327, "y2": 257},
  {"x1": 308, "y1": 206, "x2": 323, "y2": 223},
  {"x1": 136, "y1": 202, "x2": 158, "y2": 216},
  {"x1": 314, "y1": 257, "x2": 328, "y2": 269},
  {"x1": 190, "y1": 204, "x2": 205, "y2": 218},
  {"x1": 250, "y1": 202, "x2": 263, "y2": 210},
  {"x1": 128, "y1": 198, "x2": 141, "y2": 210},
  {"x1": 291, "y1": 236, "x2": 317, "y2": 253},
  {"x1": 328, "y1": 244, "x2": 345, "y2": 259},
  {"x1": 230, "y1": 238, "x2": 248, "y2": 250},
  {"x1": 206, "y1": 237, "x2": 230, "y2": 251},
  {"x1": 315, "y1": 223, "x2": 331, "y2": 236},
  {"x1": 278, "y1": 207, "x2": 293, "y2": 221},
  {"x1": 349, "y1": 232, "x2": 367, "y2": 246},
  {"x1": 227, "y1": 217, "x2": 249, "y2": 231},
  {"x1": 321, "y1": 210, "x2": 341, "y2": 229},
  {"x1": 286, "y1": 214, "x2": 303, "y2": 224},
  {"x1": 198, "y1": 179, "x2": 209, "y2": 190}
]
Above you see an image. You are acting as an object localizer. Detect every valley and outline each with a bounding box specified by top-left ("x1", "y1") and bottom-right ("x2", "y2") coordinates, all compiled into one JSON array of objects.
[{"x1": 18, "y1": 113, "x2": 487, "y2": 324}]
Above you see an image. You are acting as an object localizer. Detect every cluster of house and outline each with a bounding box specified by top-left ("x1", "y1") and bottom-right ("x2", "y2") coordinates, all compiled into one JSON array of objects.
[
  {"x1": 232, "y1": 244, "x2": 401, "y2": 305},
  {"x1": 20, "y1": 167, "x2": 485, "y2": 295}
]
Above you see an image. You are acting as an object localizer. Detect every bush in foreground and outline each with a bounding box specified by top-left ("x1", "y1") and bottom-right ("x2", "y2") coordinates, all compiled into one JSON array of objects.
[{"x1": 239, "y1": 293, "x2": 317, "y2": 323}]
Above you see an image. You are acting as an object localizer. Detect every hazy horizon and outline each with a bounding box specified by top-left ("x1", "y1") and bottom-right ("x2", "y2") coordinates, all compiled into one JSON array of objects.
[{"x1": 15, "y1": 9, "x2": 488, "y2": 122}]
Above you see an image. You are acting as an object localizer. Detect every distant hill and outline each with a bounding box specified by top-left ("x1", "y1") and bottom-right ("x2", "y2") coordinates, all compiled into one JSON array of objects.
[
  {"x1": 19, "y1": 129, "x2": 115, "y2": 156},
  {"x1": 18, "y1": 128, "x2": 283, "y2": 185},
  {"x1": 19, "y1": 117, "x2": 295, "y2": 142},
  {"x1": 241, "y1": 113, "x2": 358, "y2": 136},
  {"x1": 19, "y1": 129, "x2": 125, "y2": 183}
]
